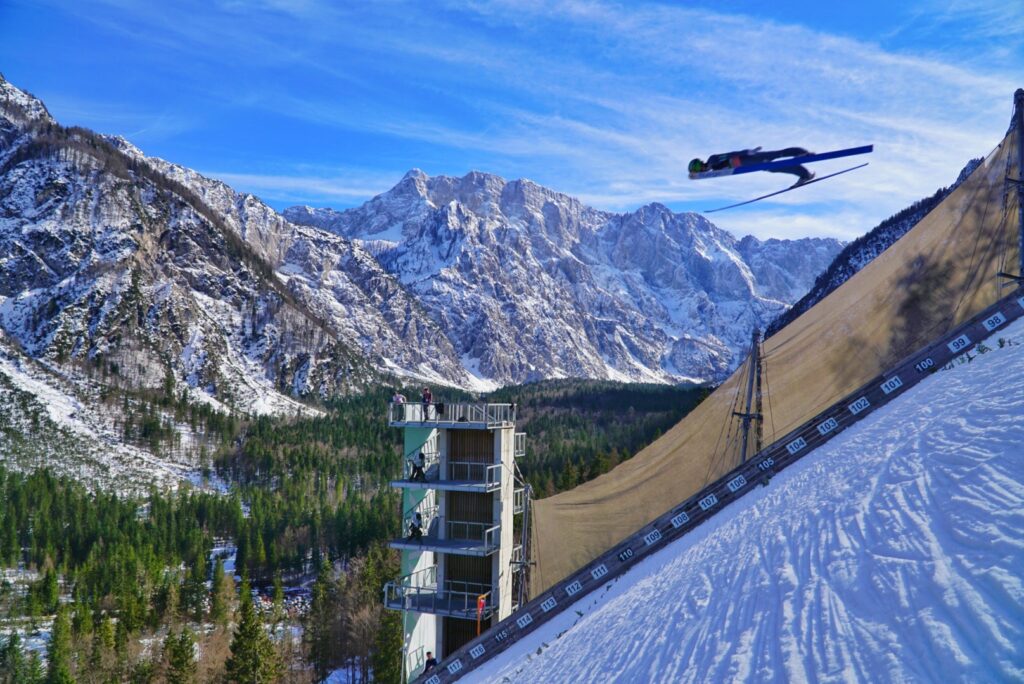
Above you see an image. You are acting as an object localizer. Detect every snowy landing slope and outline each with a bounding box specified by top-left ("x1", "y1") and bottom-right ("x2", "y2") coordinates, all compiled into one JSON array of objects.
[{"x1": 473, "y1": 319, "x2": 1024, "y2": 683}]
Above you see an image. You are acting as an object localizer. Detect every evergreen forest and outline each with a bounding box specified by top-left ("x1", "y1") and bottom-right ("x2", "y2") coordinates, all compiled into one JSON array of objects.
[{"x1": 0, "y1": 379, "x2": 707, "y2": 682}]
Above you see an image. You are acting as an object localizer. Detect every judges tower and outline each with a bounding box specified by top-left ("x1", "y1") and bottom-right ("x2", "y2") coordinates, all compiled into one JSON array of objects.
[{"x1": 383, "y1": 401, "x2": 531, "y2": 681}]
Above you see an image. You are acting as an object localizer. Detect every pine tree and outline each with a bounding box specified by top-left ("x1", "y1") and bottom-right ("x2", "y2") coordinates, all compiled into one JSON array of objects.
[
  {"x1": 251, "y1": 530, "x2": 266, "y2": 574},
  {"x1": 72, "y1": 592, "x2": 93, "y2": 638},
  {"x1": 224, "y1": 577, "x2": 281, "y2": 684},
  {"x1": 271, "y1": 572, "x2": 284, "y2": 623},
  {"x1": 210, "y1": 558, "x2": 228, "y2": 625},
  {"x1": 163, "y1": 629, "x2": 196, "y2": 684},
  {"x1": 1, "y1": 513, "x2": 18, "y2": 566},
  {"x1": 39, "y1": 570, "x2": 58, "y2": 615},
  {"x1": 153, "y1": 575, "x2": 179, "y2": 626},
  {"x1": 371, "y1": 609, "x2": 403, "y2": 684},
  {"x1": 362, "y1": 544, "x2": 401, "y2": 683},
  {"x1": 26, "y1": 650, "x2": 45, "y2": 684},
  {"x1": 85, "y1": 615, "x2": 115, "y2": 682},
  {"x1": 129, "y1": 659, "x2": 156, "y2": 684},
  {"x1": 46, "y1": 606, "x2": 73, "y2": 684},
  {"x1": 305, "y1": 558, "x2": 336, "y2": 681},
  {"x1": 180, "y1": 557, "x2": 207, "y2": 621},
  {"x1": 1, "y1": 633, "x2": 27, "y2": 683}
]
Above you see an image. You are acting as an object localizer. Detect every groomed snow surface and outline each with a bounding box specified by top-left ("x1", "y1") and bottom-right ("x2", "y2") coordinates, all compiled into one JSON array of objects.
[{"x1": 471, "y1": 318, "x2": 1024, "y2": 683}]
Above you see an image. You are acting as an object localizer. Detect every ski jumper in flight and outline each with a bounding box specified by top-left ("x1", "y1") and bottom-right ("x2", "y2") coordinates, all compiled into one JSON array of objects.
[{"x1": 689, "y1": 147, "x2": 816, "y2": 185}]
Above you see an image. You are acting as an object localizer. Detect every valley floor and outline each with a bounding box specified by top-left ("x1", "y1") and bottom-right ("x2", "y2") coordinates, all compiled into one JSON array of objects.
[{"x1": 470, "y1": 318, "x2": 1024, "y2": 683}]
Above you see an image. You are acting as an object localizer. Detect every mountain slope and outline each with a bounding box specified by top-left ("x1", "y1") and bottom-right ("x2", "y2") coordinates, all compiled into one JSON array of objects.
[
  {"x1": 473, "y1": 316, "x2": 1024, "y2": 683},
  {"x1": 0, "y1": 76, "x2": 491, "y2": 418},
  {"x1": 2, "y1": 74, "x2": 842, "y2": 405},
  {"x1": 285, "y1": 172, "x2": 842, "y2": 384},
  {"x1": 0, "y1": 329, "x2": 195, "y2": 493}
]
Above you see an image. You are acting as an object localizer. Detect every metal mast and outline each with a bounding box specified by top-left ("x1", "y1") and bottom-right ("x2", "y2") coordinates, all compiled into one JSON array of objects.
[
  {"x1": 1016, "y1": 88, "x2": 1024, "y2": 276},
  {"x1": 733, "y1": 329, "x2": 763, "y2": 464}
]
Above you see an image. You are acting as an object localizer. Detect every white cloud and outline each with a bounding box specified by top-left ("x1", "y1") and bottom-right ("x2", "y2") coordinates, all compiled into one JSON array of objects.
[
  {"x1": 712, "y1": 207, "x2": 879, "y2": 243},
  {"x1": 201, "y1": 170, "x2": 396, "y2": 205},
  {"x1": 54, "y1": 0, "x2": 1020, "y2": 241}
]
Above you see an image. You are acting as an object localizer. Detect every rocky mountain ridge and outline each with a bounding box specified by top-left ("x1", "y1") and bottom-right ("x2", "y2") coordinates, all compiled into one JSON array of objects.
[
  {"x1": 285, "y1": 170, "x2": 842, "y2": 383},
  {"x1": 1, "y1": 73, "x2": 840, "y2": 435}
]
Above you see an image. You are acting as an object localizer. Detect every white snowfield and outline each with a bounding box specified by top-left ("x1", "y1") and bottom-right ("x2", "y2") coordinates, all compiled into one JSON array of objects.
[{"x1": 471, "y1": 318, "x2": 1024, "y2": 683}]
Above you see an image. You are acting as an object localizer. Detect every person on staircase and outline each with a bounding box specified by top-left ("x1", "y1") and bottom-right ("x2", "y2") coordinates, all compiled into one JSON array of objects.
[
  {"x1": 407, "y1": 512, "x2": 423, "y2": 542},
  {"x1": 409, "y1": 452, "x2": 427, "y2": 482}
]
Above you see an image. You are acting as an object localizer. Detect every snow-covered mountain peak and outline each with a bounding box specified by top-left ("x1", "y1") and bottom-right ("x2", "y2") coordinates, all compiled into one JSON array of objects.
[
  {"x1": 1, "y1": 72, "x2": 843, "y2": 401},
  {"x1": 104, "y1": 134, "x2": 147, "y2": 159},
  {"x1": 0, "y1": 75, "x2": 53, "y2": 126},
  {"x1": 285, "y1": 170, "x2": 844, "y2": 384}
]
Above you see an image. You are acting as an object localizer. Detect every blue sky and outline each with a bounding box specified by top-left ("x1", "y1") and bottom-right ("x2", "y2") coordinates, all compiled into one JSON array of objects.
[{"x1": 2, "y1": 0, "x2": 1022, "y2": 240}]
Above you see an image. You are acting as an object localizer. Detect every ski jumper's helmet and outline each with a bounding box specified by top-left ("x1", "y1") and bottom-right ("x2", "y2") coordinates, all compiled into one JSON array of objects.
[{"x1": 688, "y1": 159, "x2": 705, "y2": 173}]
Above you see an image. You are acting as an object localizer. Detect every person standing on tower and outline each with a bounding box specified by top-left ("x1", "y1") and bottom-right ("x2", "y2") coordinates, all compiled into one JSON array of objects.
[{"x1": 421, "y1": 386, "x2": 433, "y2": 421}]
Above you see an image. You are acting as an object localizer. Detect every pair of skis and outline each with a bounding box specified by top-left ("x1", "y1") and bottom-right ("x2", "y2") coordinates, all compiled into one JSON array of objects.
[{"x1": 690, "y1": 145, "x2": 873, "y2": 212}]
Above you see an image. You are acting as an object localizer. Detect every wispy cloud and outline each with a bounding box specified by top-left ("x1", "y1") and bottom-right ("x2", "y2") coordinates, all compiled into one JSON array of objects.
[
  {"x1": 711, "y1": 207, "x2": 885, "y2": 243},
  {"x1": 900, "y1": 0, "x2": 1024, "y2": 46},
  {"x1": 39, "y1": 92, "x2": 198, "y2": 143},
  {"x1": 17, "y1": 0, "x2": 1020, "y2": 241},
  {"x1": 201, "y1": 169, "x2": 398, "y2": 206}
]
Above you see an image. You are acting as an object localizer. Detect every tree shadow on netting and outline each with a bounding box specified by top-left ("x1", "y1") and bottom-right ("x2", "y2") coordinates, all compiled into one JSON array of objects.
[{"x1": 884, "y1": 254, "x2": 959, "y2": 369}]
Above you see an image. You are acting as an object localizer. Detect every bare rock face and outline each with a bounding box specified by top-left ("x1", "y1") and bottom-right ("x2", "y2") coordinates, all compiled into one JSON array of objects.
[{"x1": 285, "y1": 175, "x2": 842, "y2": 385}]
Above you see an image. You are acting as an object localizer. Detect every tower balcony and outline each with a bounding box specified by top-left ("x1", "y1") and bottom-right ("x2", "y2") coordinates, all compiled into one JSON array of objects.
[
  {"x1": 389, "y1": 518, "x2": 501, "y2": 557},
  {"x1": 513, "y1": 486, "x2": 527, "y2": 514},
  {"x1": 383, "y1": 565, "x2": 496, "y2": 620},
  {"x1": 387, "y1": 402, "x2": 516, "y2": 429},
  {"x1": 391, "y1": 460, "x2": 505, "y2": 493},
  {"x1": 398, "y1": 448, "x2": 441, "y2": 483}
]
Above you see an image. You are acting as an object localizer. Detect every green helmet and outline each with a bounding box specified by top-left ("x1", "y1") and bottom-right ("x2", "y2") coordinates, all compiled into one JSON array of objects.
[{"x1": 688, "y1": 158, "x2": 705, "y2": 173}]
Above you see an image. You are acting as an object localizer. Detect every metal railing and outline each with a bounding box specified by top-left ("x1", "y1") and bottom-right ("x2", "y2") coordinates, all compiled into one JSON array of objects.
[
  {"x1": 513, "y1": 487, "x2": 526, "y2": 514},
  {"x1": 446, "y1": 461, "x2": 502, "y2": 488},
  {"x1": 447, "y1": 520, "x2": 501, "y2": 551},
  {"x1": 515, "y1": 432, "x2": 526, "y2": 458},
  {"x1": 388, "y1": 402, "x2": 517, "y2": 427},
  {"x1": 400, "y1": 642, "x2": 430, "y2": 684},
  {"x1": 403, "y1": 503, "x2": 439, "y2": 540},
  {"x1": 402, "y1": 490, "x2": 436, "y2": 520},
  {"x1": 510, "y1": 544, "x2": 524, "y2": 565},
  {"x1": 400, "y1": 514, "x2": 500, "y2": 551},
  {"x1": 384, "y1": 566, "x2": 496, "y2": 618},
  {"x1": 391, "y1": 564, "x2": 438, "y2": 593}
]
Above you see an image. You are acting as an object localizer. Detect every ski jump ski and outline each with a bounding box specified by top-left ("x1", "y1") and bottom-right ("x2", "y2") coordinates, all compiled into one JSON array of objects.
[
  {"x1": 704, "y1": 162, "x2": 868, "y2": 213},
  {"x1": 688, "y1": 145, "x2": 873, "y2": 180},
  {"x1": 687, "y1": 144, "x2": 874, "y2": 213}
]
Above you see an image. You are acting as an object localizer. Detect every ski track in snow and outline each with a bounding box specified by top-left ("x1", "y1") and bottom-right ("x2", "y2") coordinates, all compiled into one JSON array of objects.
[{"x1": 471, "y1": 319, "x2": 1024, "y2": 683}]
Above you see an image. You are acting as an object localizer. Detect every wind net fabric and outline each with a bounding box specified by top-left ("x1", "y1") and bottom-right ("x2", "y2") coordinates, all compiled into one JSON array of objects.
[{"x1": 530, "y1": 111, "x2": 1021, "y2": 597}]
